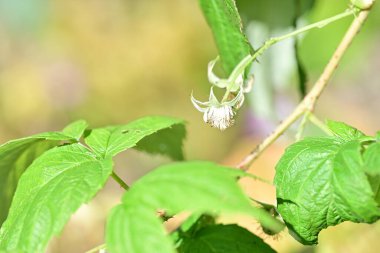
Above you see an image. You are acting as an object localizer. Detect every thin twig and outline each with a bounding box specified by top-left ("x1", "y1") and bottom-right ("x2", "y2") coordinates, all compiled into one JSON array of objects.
[
  {"x1": 238, "y1": 10, "x2": 371, "y2": 171},
  {"x1": 295, "y1": 111, "x2": 311, "y2": 141},
  {"x1": 111, "y1": 171, "x2": 130, "y2": 190}
]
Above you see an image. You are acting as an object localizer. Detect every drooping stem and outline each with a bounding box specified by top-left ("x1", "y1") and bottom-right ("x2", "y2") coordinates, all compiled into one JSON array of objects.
[
  {"x1": 111, "y1": 171, "x2": 130, "y2": 190},
  {"x1": 238, "y1": 9, "x2": 371, "y2": 171}
]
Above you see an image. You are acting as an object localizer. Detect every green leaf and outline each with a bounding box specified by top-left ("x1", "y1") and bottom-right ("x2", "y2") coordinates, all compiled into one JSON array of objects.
[
  {"x1": 107, "y1": 161, "x2": 283, "y2": 253},
  {"x1": 62, "y1": 119, "x2": 89, "y2": 140},
  {"x1": 326, "y1": 120, "x2": 366, "y2": 141},
  {"x1": 275, "y1": 138, "x2": 380, "y2": 245},
  {"x1": 0, "y1": 144, "x2": 113, "y2": 252},
  {"x1": 170, "y1": 213, "x2": 213, "y2": 246},
  {"x1": 0, "y1": 121, "x2": 87, "y2": 226},
  {"x1": 177, "y1": 224, "x2": 276, "y2": 253},
  {"x1": 107, "y1": 204, "x2": 175, "y2": 253},
  {"x1": 199, "y1": 0, "x2": 253, "y2": 75},
  {"x1": 367, "y1": 175, "x2": 380, "y2": 204},
  {"x1": 363, "y1": 142, "x2": 380, "y2": 175},
  {"x1": 364, "y1": 141, "x2": 380, "y2": 203},
  {"x1": 84, "y1": 116, "x2": 186, "y2": 160}
]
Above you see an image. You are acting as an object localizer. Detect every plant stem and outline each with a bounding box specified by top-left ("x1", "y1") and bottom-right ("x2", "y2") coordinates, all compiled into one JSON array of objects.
[
  {"x1": 295, "y1": 111, "x2": 311, "y2": 141},
  {"x1": 308, "y1": 113, "x2": 333, "y2": 135},
  {"x1": 85, "y1": 243, "x2": 106, "y2": 253},
  {"x1": 238, "y1": 9, "x2": 356, "y2": 73},
  {"x1": 238, "y1": 9, "x2": 371, "y2": 171},
  {"x1": 111, "y1": 171, "x2": 130, "y2": 190},
  {"x1": 219, "y1": 10, "x2": 354, "y2": 104},
  {"x1": 244, "y1": 172, "x2": 273, "y2": 185}
]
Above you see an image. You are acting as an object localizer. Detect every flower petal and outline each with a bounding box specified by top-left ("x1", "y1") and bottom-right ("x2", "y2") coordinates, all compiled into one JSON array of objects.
[
  {"x1": 207, "y1": 56, "x2": 221, "y2": 85},
  {"x1": 223, "y1": 86, "x2": 244, "y2": 108},
  {"x1": 208, "y1": 87, "x2": 220, "y2": 105},
  {"x1": 191, "y1": 92, "x2": 210, "y2": 112}
]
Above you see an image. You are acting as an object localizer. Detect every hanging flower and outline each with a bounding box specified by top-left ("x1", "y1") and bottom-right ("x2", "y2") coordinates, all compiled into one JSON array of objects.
[
  {"x1": 191, "y1": 87, "x2": 244, "y2": 130},
  {"x1": 191, "y1": 54, "x2": 253, "y2": 130}
]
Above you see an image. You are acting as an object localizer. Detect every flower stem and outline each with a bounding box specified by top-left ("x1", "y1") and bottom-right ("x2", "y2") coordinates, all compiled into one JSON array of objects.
[
  {"x1": 111, "y1": 171, "x2": 129, "y2": 190},
  {"x1": 238, "y1": 9, "x2": 371, "y2": 171},
  {"x1": 237, "y1": 8, "x2": 356, "y2": 76}
]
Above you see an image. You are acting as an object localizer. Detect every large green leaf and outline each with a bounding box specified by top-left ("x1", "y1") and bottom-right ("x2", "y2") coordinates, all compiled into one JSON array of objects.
[
  {"x1": 199, "y1": 0, "x2": 252, "y2": 75},
  {"x1": 0, "y1": 120, "x2": 88, "y2": 226},
  {"x1": 275, "y1": 138, "x2": 380, "y2": 245},
  {"x1": 0, "y1": 144, "x2": 113, "y2": 252},
  {"x1": 178, "y1": 224, "x2": 276, "y2": 253},
  {"x1": 84, "y1": 116, "x2": 185, "y2": 160},
  {"x1": 107, "y1": 161, "x2": 283, "y2": 253}
]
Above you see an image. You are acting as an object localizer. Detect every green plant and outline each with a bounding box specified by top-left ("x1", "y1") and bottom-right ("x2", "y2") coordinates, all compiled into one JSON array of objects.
[{"x1": 0, "y1": 0, "x2": 379, "y2": 252}]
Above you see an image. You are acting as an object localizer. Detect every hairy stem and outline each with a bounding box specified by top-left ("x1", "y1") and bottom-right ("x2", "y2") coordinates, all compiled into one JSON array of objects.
[
  {"x1": 111, "y1": 171, "x2": 130, "y2": 190},
  {"x1": 238, "y1": 9, "x2": 371, "y2": 171}
]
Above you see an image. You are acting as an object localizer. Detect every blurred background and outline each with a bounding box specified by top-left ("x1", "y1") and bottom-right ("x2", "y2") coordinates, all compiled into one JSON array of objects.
[{"x1": 0, "y1": 0, "x2": 379, "y2": 252}]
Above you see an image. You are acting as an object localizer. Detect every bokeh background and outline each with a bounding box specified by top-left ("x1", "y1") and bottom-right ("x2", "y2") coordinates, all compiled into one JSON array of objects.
[{"x1": 0, "y1": 0, "x2": 379, "y2": 252}]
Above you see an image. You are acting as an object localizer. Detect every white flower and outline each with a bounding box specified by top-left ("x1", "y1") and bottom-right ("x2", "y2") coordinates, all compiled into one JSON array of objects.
[
  {"x1": 191, "y1": 54, "x2": 253, "y2": 130},
  {"x1": 203, "y1": 105, "x2": 235, "y2": 130},
  {"x1": 191, "y1": 87, "x2": 244, "y2": 130}
]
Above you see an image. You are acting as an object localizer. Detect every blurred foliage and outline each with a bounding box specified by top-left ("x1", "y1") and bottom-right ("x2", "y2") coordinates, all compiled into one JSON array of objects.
[{"x1": 237, "y1": 0, "x2": 315, "y2": 28}]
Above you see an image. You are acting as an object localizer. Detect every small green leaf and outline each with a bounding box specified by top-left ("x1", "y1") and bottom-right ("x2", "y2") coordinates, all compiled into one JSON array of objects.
[
  {"x1": 326, "y1": 120, "x2": 366, "y2": 141},
  {"x1": 199, "y1": 0, "x2": 253, "y2": 75},
  {"x1": 275, "y1": 138, "x2": 380, "y2": 245},
  {"x1": 363, "y1": 142, "x2": 380, "y2": 175},
  {"x1": 107, "y1": 161, "x2": 283, "y2": 253},
  {"x1": 178, "y1": 224, "x2": 276, "y2": 253},
  {"x1": 62, "y1": 119, "x2": 88, "y2": 140},
  {"x1": 0, "y1": 121, "x2": 85, "y2": 226},
  {"x1": 0, "y1": 144, "x2": 113, "y2": 252},
  {"x1": 84, "y1": 116, "x2": 186, "y2": 160}
]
